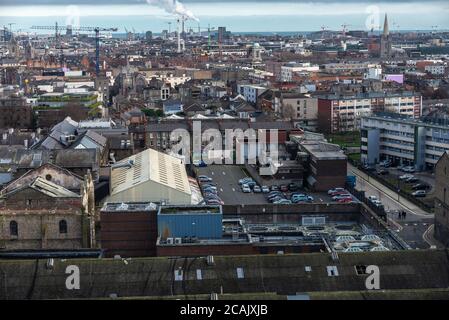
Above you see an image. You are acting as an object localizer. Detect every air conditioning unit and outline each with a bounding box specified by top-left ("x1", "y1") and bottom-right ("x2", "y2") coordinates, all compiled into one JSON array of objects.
[
  {"x1": 65, "y1": 135, "x2": 76, "y2": 143},
  {"x1": 206, "y1": 255, "x2": 215, "y2": 266},
  {"x1": 167, "y1": 237, "x2": 174, "y2": 245},
  {"x1": 210, "y1": 293, "x2": 219, "y2": 300},
  {"x1": 174, "y1": 238, "x2": 182, "y2": 244},
  {"x1": 46, "y1": 258, "x2": 54, "y2": 270}
]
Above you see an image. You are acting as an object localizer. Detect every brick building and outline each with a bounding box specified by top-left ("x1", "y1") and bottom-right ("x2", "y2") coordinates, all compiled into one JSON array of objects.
[
  {"x1": 0, "y1": 171, "x2": 96, "y2": 250},
  {"x1": 0, "y1": 97, "x2": 33, "y2": 129},
  {"x1": 100, "y1": 202, "x2": 158, "y2": 257}
]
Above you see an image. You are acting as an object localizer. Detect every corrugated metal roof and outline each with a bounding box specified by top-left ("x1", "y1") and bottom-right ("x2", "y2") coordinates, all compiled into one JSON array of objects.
[{"x1": 110, "y1": 148, "x2": 191, "y2": 197}]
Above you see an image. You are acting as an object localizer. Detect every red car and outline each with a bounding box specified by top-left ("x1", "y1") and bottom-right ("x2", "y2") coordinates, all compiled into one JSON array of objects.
[
  {"x1": 280, "y1": 185, "x2": 289, "y2": 192},
  {"x1": 337, "y1": 198, "x2": 353, "y2": 203},
  {"x1": 329, "y1": 190, "x2": 349, "y2": 196}
]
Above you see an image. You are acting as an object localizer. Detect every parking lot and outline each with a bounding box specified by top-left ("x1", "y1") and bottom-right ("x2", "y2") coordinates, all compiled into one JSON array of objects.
[
  {"x1": 196, "y1": 165, "x2": 338, "y2": 205},
  {"x1": 365, "y1": 164, "x2": 436, "y2": 204}
]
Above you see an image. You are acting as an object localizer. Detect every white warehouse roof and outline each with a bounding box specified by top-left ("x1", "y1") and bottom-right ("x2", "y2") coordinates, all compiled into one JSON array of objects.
[{"x1": 109, "y1": 148, "x2": 191, "y2": 204}]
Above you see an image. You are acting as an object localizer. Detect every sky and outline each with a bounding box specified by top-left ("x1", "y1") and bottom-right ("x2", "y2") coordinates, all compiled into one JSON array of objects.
[{"x1": 0, "y1": 0, "x2": 448, "y2": 33}]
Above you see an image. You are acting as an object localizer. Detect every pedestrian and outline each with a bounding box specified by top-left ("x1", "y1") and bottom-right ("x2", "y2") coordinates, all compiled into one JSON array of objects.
[{"x1": 403, "y1": 211, "x2": 407, "y2": 219}]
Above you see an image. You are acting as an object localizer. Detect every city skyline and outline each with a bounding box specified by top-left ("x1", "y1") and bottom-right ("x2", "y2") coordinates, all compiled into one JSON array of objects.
[{"x1": 0, "y1": 0, "x2": 448, "y2": 32}]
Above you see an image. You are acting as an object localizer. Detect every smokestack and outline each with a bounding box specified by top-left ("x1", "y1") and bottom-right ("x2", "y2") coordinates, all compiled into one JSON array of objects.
[
  {"x1": 182, "y1": 17, "x2": 185, "y2": 40},
  {"x1": 177, "y1": 18, "x2": 181, "y2": 53}
]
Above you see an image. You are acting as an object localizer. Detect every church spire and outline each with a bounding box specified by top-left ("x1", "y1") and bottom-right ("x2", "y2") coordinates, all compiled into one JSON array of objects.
[{"x1": 383, "y1": 13, "x2": 389, "y2": 36}]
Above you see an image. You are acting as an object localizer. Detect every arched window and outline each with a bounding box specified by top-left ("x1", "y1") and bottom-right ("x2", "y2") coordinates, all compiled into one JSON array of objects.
[
  {"x1": 10, "y1": 221, "x2": 18, "y2": 236},
  {"x1": 59, "y1": 220, "x2": 68, "y2": 234}
]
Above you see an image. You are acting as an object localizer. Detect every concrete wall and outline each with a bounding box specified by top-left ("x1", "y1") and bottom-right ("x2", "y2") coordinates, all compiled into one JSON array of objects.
[
  {"x1": 222, "y1": 203, "x2": 361, "y2": 224},
  {"x1": 434, "y1": 154, "x2": 449, "y2": 245}
]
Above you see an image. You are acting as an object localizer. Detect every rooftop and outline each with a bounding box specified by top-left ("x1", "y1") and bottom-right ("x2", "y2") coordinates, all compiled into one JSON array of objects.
[
  {"x1": 158, "y1": 205, "x2": 222, "y2": 215},
  {"x1": 110, "y1": 148, "x2": 191, "y2": 197}
]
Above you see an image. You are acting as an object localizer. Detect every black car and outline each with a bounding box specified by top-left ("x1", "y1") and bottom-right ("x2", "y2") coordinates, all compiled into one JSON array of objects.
[
  {"x1": 362, "y1": 165, "x2": 376, "y2": 172},
  {"x1": 377, "y1": 169, "x2": 389, "y2": 175},
  {"x1": 412, "y1": 183, "x2": 430, "y2": 191},
  {"x1": 288, "y1": 183, "x2": 300, "y2": 191},
  {"x1": 405, "y1": 177, "x2": 419, "y2": 183}
]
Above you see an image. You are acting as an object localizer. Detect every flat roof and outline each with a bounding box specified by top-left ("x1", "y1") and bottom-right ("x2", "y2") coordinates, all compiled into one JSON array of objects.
[
  {"x1": 300, "y1": 141, "x2": 347, "y2": 160},
  {"x1": 101, "y1": 202, "x2": 158, "y2": 212},
  {"x1": 158, "y1": 205, "x2": 221, "y2": 215}
]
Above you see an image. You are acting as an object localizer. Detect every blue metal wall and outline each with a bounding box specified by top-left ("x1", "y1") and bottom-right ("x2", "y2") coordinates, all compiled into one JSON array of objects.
[{"x1": 158, "y1": 213, "x2": 223, "y2": 239}]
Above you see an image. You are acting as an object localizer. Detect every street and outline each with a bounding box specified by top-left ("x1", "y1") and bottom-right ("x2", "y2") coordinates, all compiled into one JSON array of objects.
[{"x1": 348, "y1": 163, "x2": 436, "y2": 249}]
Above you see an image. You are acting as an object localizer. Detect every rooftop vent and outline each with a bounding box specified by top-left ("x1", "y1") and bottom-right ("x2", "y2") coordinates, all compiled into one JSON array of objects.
[{"x1": 112, "y1": 160, "x2": 134, "y2": 170}]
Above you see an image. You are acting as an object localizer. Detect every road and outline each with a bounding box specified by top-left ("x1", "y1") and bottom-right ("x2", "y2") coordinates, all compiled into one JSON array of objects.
[{"x1": 348, "y1": 163, "x2": 435, "y2": 249}]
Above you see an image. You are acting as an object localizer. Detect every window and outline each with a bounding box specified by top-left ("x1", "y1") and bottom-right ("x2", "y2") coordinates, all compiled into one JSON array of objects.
[
  {"x1": 326, "y1": 266, "x2": 339, "y2": 277},
  {"x1": 174, "y1": 269, "x2": 183, "y2": 281},
  {"x1": 10, "y1": 221, "x2": 18, "y2": 236},
  {"x1": 59, "y1": 220, "x2": 68, "y2": 234},
  {"x1": 355, "y1": 265, "x2": 367, "y2": 275},
  {"x1": 305, "y1": 266, "x2": 312, "y2": 272},
  {"x1": 236, "y1": 267, "x2": 245, "y2": 279}
]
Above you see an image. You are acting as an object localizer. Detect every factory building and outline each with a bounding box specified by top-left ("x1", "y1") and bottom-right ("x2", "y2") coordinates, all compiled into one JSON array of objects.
[{"x1": 107, "y1": 148, "x2": 192, "y2": 205}]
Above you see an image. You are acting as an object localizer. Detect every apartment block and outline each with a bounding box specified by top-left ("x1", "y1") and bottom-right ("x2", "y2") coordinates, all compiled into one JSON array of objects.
[
  {"x1": 361, "y1": 113, "x2": 449, "y2": 170},
  {"x1": 317, "y1": 92, "x2": 422, "y2": 133}
]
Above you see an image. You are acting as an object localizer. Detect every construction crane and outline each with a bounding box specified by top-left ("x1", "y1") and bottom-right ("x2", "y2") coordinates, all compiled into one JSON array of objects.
[
  {"x1": 341, "y1": 23, "x2": 352, "y2": 37},
  {"x1": 197, "y1": 25, "x2": 216, "y2": 50},
  {"x1": 31, "y1": 24, "x2": 118, "y2": 76},
  {"x1": 430, "y1": 25, "x2": 439, "y2": 33}
]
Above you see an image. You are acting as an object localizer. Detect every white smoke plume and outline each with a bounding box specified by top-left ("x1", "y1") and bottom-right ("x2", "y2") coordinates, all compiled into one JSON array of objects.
[{"x1": 146, "y1": 0, "x2": 199, "y2": 21}]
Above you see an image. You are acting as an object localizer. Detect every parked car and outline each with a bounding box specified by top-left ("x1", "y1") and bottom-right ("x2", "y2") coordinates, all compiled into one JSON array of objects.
[
  {"x1": 241, "y1": 184, "x2": 251, "y2": 193},
  {"x1": 261, "y1": 186, "x2": 270, "y2": 193},
  {"x1": 238, "y1": 177, "x2": 254, "y2": 185},
  {"x1": 207, "y1": 199, "x2": 224, "y2": 205},
  {"x1": 270, "y1": 196, "x2": 286, "y2": 203},
  {"x1": 328, "y1": 188, "x2": 346, "y2": 195},
  {"x1": 273, "y1": 199, "x2": 292, "y2": 205},
  {"x1": 337, "y1": 198, "x2": 354, "y2": 204},
  {"x1": 377, "y1": 169, "x2": 389, "y2": 175},
  {"x1": 362, "y1": 165, "x2": 376, "y2": 172},
  {"x1": 253, "y1": 185, "x2": 262, "y2": 193},
  {"x1": 198, "y1": 176, "x2": 212, "y2": 182},
  {"x1": 201, "y1": 182, "x2": 217, "y2": 186},
  {"x1": 332, "y1": 194, "x2": 352, "y2": 201},
  {"x1": 246, "y1": 181, "x2": 257, "y2": 189},
  {"x1": 194, "y1": 160, "x2": 207, "y2": 167},
  {"x1": 412, "y1": 183, "x2": 430, "y2": 191},
  {"x1": 368, "y1": 195, "x2": 378, "y2": 202},
  {"x1": 270, "y1": 185, "x2": 280, "y2": 191},
  {"x1": 379, "y1": 160, "x2": 391, "y2": 168},
  {"x1": 268, "y1": 193, "x2": 284, "y2": 201},
  {"x1": 280, "y1": 184, "x2": 289, "y2": 192},
  {"x1": 268, "y1": 190, "x2": 283, "y2": 196},
  {"x1": 402, "y1": 166, "x2": 415, "y2": 173},
  {"x1": 288, "y1": 183, "x2": 301, "y2": 191},
  {"x1": 202, "y1": 185, "x2": 217, "y2": 190},
  {"x1": 412, "y1": 190, "x2": 426, "y2": 198},
  {"x1": 399, "y1": 174, "x2": 414, "y2": 180},
  {"x1": 405, "y1": 177, "x2": 419, "y2": 183},
  {"x1": 371, "y1": 200, "x2": 383, "y2": 207},
  {"x1": 291, "y1": 195, "x2": 314, "y2": 203},
  {"x1": 329, "y1": 190, "x2": 350, "y2": 196}
]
